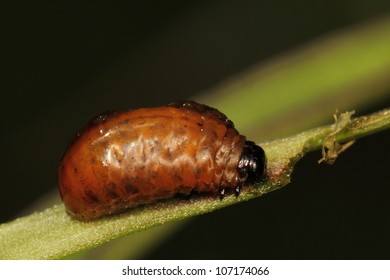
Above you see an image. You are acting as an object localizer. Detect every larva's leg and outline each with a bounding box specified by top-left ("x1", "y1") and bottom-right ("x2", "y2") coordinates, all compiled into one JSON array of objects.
[
  {"x1": 219, "y1": 188, "x2": 226, "y2": 200},
  {"x1": 234, "y1": 186, "x2": 241, "y2": 197}
]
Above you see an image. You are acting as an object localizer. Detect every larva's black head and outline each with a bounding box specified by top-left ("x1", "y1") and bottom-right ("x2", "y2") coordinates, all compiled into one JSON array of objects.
[{"x1": 237, "y1": 141, "x2": 267, "y2": 185}]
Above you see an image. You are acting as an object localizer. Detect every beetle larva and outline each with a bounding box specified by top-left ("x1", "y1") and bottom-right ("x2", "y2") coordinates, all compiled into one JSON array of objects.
[{"x1": 58, "y1": 101, "x2": 266, "y2": 220}]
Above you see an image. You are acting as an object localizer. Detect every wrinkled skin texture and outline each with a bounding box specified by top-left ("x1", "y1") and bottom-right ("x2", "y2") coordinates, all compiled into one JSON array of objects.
[{"x1": 58, "y1": 102, "x2": 262, "y2": 221}]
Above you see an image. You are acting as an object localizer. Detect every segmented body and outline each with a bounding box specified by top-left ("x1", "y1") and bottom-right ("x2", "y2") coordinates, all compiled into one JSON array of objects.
[{"x1": 58, "y1": 101, "x2": 266, "y2": 221}]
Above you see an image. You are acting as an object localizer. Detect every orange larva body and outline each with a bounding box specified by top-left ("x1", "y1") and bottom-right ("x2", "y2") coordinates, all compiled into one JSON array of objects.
[{"x1": 58, "y1": 101, "x2": 266, "y2": 221}]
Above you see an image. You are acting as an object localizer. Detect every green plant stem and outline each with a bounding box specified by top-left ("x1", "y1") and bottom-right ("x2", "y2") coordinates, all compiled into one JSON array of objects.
[
  {"x1": 199, "y1": 16, "x2": 390, "y2": 140},
  {"x1": 0, "y1": 108, "x2": 389, "y2": 260}
]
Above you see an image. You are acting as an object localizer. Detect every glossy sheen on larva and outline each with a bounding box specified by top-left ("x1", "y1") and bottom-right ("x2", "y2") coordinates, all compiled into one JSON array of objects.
[{"x1": 58, "y1": 101, "x2": 266, "y2": 221}]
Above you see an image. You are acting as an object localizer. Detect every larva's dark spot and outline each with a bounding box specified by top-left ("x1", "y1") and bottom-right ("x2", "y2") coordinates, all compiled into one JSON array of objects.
[
  {"x1": 106, "y1": 183, "x2": 119, "y2": 199},
  {"x1": 85, "y1": 190, "x2": 99, "y2": 204},
  {"x1": 58, "y1": 101, "x2": 267, "y2": 221},
  {"x1": 125, "y1": 183, "x2": 139, "y2": 195}
]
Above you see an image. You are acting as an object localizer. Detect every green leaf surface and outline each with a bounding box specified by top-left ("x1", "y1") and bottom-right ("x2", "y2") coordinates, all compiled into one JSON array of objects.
[{"x1": 1, "y1": 108, "x2": 389, "y2": 259}]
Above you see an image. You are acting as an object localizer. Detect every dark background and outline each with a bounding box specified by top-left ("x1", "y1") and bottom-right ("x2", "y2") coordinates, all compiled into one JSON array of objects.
[{"x1": 2, "y1": 0, "x2": 390, "y2": 259}]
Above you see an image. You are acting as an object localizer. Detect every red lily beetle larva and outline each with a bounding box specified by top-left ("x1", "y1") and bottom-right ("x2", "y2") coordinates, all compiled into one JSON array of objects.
[{"x1": 58, "y1": 101, "x2": 267, "y2": 221}]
